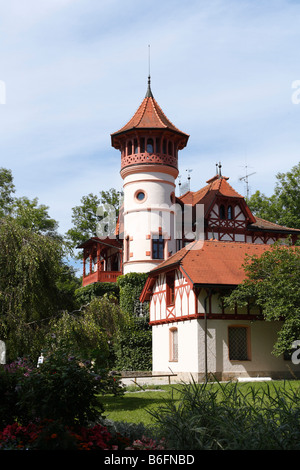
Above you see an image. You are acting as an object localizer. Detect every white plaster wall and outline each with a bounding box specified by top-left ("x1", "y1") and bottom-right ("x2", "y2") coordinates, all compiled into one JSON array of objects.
[
  {"x1": 197, "y1": 319, "x2": 294, "y2": 378},
  {"x1": 152, "y1": 320, "x2": 199, "y2": 375},
  {"x1": 123, "y1": 171, "x2": 176, "y2": 274}
]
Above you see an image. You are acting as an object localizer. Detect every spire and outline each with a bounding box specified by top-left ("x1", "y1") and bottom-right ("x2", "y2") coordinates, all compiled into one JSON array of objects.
[
  {"x1": 145, "y1": 75, "x2": 153, "y2": 98},
  {"x1": 145, "y1": 44, "x2": 153, "y2": 98}
]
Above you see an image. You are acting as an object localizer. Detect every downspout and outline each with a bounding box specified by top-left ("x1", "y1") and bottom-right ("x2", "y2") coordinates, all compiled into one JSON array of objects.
[{"x1": 203, "y1": 288, "x2": 212, "y2": 384}]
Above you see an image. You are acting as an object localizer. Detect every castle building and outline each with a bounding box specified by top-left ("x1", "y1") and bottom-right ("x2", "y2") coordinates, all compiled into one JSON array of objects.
[{"x1": 79, "y1": 79, "x2": 300, "y2": 381}]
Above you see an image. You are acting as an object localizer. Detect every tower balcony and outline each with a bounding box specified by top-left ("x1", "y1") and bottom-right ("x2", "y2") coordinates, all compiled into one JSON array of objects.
[{"x1": 82, "y1": 269, "x2": 122, "y2": 287}]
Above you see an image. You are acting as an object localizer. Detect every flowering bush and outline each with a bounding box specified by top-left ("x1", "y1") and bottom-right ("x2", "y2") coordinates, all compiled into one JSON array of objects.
[
  {"x1": 16, "y1": 350, "x2": 124, "y2": 426},
  {"x1": 0, "y1": 421, "x2": 166, "y2": 450},
  {"x1": 125, "y1": 436, "x2": 167, "y2": 450},
  {"x1": 0, "y1": 358, "x2": 34, "y2": 428}
]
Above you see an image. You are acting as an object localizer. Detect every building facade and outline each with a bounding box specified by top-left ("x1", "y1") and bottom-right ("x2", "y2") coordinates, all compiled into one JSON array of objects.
[{"x1": 79, "y1": 79, "x2": 300, "y2": 381}]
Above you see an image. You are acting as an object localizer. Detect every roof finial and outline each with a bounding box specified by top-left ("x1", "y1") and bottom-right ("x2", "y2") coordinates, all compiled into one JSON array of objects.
[
  {"x1": 145, "y1": 45, "x2": 153, "y2": 98},
  {"x1": 218, "y1": 162, "x2": 222, "y2": 177}
]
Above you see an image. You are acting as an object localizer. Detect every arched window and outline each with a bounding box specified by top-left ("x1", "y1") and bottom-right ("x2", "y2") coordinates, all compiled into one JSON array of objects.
[
  {"x1": 162, "y1": 139, "x2": 167, "y2": 154},
  {"x1": 219, "y1": 204, "x2": 225, "y2": 220},
  {"x1": 168, "y1": 141, "x2": 173, "y2": 156},
  {"x1": 134, "y1": 139, "x2": 138, "y2": 154},
  {"x1": 147, "y1": 138, "x2": 154, "y2": 153},
  {"x1": 127, "y1": 140, "x2": 132, "y2": 156},
  {"x1": 228, "y1": 205, "x2": 233, "y2": 220}
]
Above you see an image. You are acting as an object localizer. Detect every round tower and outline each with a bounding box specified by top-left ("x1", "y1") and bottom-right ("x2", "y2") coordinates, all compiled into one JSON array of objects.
[{"x1": 111, "y1": 78, "x2": 189, "y2": 274}]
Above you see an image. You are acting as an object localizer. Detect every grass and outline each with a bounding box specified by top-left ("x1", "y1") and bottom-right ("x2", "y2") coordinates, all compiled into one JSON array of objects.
[
  {"x1": 101, "y1": 385, "x2": 177, "y2": 425},
  {"x1": 100, "y1": 380, "x2": 300, "y2": 427}
]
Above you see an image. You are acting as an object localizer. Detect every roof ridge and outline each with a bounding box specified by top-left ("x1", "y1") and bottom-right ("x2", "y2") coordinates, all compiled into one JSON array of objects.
[{"x1": 149, "y1": 97, "x2": 167, "y2": 128}]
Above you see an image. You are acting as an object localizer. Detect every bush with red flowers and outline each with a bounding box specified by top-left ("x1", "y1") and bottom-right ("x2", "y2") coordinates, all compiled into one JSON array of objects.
[{"x1": 0, "y1": 421, "x2": 166, "y2": 450}]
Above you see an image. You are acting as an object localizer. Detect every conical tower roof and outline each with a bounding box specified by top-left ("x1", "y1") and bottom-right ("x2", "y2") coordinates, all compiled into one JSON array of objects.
[{"x1": 111, "y1": 77, "x2": 189, "y2": 149}]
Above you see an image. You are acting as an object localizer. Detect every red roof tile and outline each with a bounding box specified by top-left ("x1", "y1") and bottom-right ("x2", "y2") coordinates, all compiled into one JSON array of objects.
[
  {"x1": 111, "y1": 82, "x2": 189, "y2": 146},
  {"x1": 148, "y1": 240, "x2": 272, "y2": 286}
]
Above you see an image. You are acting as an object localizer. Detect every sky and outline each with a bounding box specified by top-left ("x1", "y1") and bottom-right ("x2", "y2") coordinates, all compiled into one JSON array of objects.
[{"x1": 0, "y1": 0, "x2": 300, "y2": 266}]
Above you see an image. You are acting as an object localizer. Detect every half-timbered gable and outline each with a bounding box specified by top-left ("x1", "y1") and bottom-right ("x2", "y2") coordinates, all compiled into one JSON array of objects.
[{"x1": 178, "y1": 170, "x2": 300, "y2": 245}]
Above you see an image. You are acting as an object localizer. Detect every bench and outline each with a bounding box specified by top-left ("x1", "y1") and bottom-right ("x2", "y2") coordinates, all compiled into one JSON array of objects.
[{"x1": 122, "y1": 373, "x2": 177, "y2": 387}]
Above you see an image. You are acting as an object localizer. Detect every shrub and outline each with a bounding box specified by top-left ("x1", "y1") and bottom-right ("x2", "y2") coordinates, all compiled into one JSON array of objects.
[
  {"x1": 0, "y1": 358, "x2": 34, "y2": 428},
  {"x1": 0, "y1": 421, "x2": 115, "y2": 450},
  {"x1": 16, "y1": 350, "x2": 124, "y2": 426}
]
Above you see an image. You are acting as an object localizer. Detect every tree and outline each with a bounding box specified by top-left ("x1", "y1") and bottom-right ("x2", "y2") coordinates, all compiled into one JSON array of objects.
[
  {"x1": 248, "y1": 162, "x2": 300, "y2": 229},
  {"x1": 66, "y1": 188, "x2": 123, "y2": 258},
  {"x1": 0, "y1": 219, "x2": 74, "y2": 361},
  {"x1": 0, "y1": 168, "x2": 15, "y2": 217},
  {"x1": 0, "y1": 168, "x2": 60, "y2": 238},
  {"x1": 225, "y1": 243, "x2": 300, "y2": 356},
  {"x1": 46, "y1": 296, "x2": 130, "y2": 368},
  {"x1": 11, "y1": 196, "x2": 59, "y2": 237}
]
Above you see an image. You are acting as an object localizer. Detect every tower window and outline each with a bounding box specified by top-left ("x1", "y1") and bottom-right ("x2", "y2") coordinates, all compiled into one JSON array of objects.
[
  {"x1": 162, "y1": 139, "x2": 167, "y2": 154},
  {"x1": 228, "y1": 205, "x2": 233, "y2": 220},
  {"x1": 152, "y1": 234, "x2": 164, "y2": 259},
  {"x1": 168, "y1": 141, "x2": 173, "y2": 156},
  {"x1": 127, "y1": 141, "x2": 132, "y2": 156},
  {"x1": 135, "y1": 190, "x2": 146, "y2": 202},
  {"x1": 134, "y1": 139, "x2": 138, "y2": 154},
  {"x1": 156, "y1": 137, "x2": 161, "y2": 153},
  {"x1": 147, "y1": 138, "x2": 154, "y2": 154},
  {"x1": 140, "y1": 138, "x2": 145, "y2": 153}
]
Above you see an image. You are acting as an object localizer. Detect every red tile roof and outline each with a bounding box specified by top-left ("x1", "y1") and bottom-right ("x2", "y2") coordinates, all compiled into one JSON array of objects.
[
  {"x1": 111, "y1": 81, "x2": 189, "y2": 147},
  {"x1": 178, "y1": 174, "x2": 256, "y2": 223},
  {"x1": 179, "y1": 175, "x2": 244, "y2": 206},
  {"x1": 148, "y1": 240, "x2": 272, "y2": 286}
]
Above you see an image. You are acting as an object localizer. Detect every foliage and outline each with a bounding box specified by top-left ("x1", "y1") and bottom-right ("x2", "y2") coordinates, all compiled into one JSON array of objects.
[
  {"x1": 117, "y1": 272, "x2": 149, "y2": 316},
  {"x1": 46, "y1": 296, "x2": 129, "y2": 368},
  {"x1": 0, "y1": 219, "x2": 71, "y2": 361},
  {"x1": 113, "y1": 273, "x2": 151, "y2": 370},
  {"x1": 149, "y1": 379, "x2": 300, "y2": 450},
  {"x1": 0, "y1": 421, "x2": 115, "y2": 450},
  {"x1": 66, "y1": 188, "x2": 123, "y2": 258},
  {"x1": 114, "y1": 316, "x2": 152, "y2": 371},
  {"x1": 248, "y1": 162, "x2": 300, "y2": 230},
  {"x1": 225, "y1": 243, "x2": 300, "y2": 356},
  {"x1": 0, "y1": 168, "x2": 15, "y2": 217},
  {"x1": 11, "y1": 196, "x2": 59, "y2": 238},
  {"x1": 0, "y1": 167, "x2": 59, "y2": 238},
  {"x1": 0, "y1": 420, "x2": 166, "y2": 450},
  {"x1": 75, "y1": 282, "x2": 119, "y2": 306},
  {"x1": 15, "y1": 350, "x2": 123, "y2": 427},
  {"x1": 0, "y1": 358, "x2": 34, "y2": 428}
]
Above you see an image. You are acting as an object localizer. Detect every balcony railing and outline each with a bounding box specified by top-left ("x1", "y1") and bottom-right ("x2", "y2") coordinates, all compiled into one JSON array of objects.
[{"x1": 82, "y1": 270, "x2": 122, "y2": 286}]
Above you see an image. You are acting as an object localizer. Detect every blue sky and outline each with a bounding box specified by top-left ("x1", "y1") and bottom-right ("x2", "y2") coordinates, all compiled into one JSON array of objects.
[{"x1": 0, "y1": 0, "x2": 299, "y2": 248}]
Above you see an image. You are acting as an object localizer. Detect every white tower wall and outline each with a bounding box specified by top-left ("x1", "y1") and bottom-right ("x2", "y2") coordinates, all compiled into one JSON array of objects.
[{"x1": 123, "y1": 170, "x2": 177, "y2": 274}]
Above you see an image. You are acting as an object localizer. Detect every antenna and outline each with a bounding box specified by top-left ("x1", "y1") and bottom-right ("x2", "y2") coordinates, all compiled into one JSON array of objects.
[
  {"x1": 186, "y1": 168, "x2": 193, "y2": 190},
  {"x1": 148, "y1": 44, "x2": 151, "y2": 78},
  {"x1": 239, "y1": 165, "x2": 256, "y2": 199}
]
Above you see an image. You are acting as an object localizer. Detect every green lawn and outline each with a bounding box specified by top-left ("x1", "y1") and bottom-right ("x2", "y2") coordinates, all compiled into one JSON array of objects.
[
  {"x1": 101, "y1": 385, "x2": 177, "y2": 426},
  {"x1": 100, "y1": 380, "x2": 300, "y2": 427}
]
